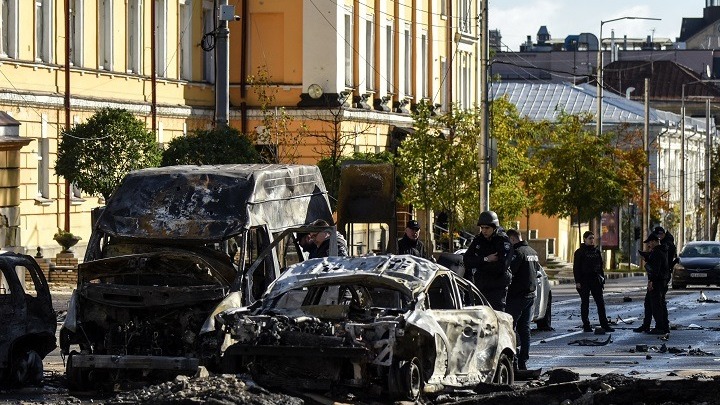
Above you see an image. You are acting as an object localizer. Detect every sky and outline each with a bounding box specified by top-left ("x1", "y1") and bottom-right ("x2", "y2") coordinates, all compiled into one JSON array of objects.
[{"x1": 491, "y1": 0, "x2": 701, "y2": 52}]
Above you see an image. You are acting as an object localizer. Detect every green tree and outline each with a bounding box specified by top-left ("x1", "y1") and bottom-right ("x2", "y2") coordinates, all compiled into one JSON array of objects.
[
  {"x1": 55, "y1": 108, "x2": 162, "y2": 201},
  {"x1": 537, "y1": 111, "x2": 629, "y2": 244},
  {"x1": 161, "y1": 126, "x2": 261, "y2": 166},
  {"x1": 489, "y1": 97, "x2": 549, "y2": 235}
]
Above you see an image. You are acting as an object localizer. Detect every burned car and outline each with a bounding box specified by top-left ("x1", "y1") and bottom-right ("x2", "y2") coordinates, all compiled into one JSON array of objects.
[
  {"x1": 60, "y1": 165, "x2": 333, "y2": 390},
  {"x1": 0, "y1": 252, "x2": 56, "y2": 387},
  {"x1": 215, "y1": 255, "x2": 516, "y2": 401}
]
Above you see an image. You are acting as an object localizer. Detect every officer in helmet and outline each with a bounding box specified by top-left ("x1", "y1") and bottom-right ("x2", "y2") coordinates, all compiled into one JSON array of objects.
[{"x1": 462, "y1": 210, "x2": 514, "y2": 311}]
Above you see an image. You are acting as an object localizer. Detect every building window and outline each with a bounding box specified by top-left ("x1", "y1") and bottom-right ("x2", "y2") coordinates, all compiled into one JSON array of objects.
[
  {"x1": 127, "y1": 0, "x2": 141, "y2": 73},
  {"x1": 421, "y1": 32, "x2": 428, "y2": 98},
  {"x1": 403, "y1": 27, "x2": 411, "y2": 97},
  {"x1": 365, "y1": 18, "x2": 374, "y2": 91},
  {"x1": 1, "y1": 0, "x2": 18, "y2": 58},
  {"x1": 155, "y1": 0, "x2": 167, "y2": 77},
  {"x1": 202, "y1": 1, "x2": 215, "y2": 83},
  {"x1": 179, "y1": 0, "x2": 192, "y2": 80},
  {"x1": 386, "y1": 23, "x2": 393, "y2": 94},
  {"x1": 35, "y1": 0, "x2": 53, "y2": 63},
  {"x1": 69, "y1": 0, "x2": 83, "y2": 66},
  {"x1": 37, "y1": 115, "x2": 49, "y2": 199},
  {"x1": 459, "y1": 0, "x2": 471, "y2": 34},
  {"x1": 439, "y1": 57, "x2": 447, "y2": 111},
  {"x1": 344, "y1": 13, "x2": 353, "y2": 88},
  {"x1": 99, "y1": 0, "x2": 113, "y2": 70}
]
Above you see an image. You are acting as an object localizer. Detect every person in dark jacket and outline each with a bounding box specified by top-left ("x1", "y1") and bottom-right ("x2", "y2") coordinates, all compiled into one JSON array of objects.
[
  {"x1": 633, "y1": 226, "x2": 674, "y2": 333},
  {"x1": 463, "y1": 210, "x2": 513, "y2": 311},
  {"x1": 635, "y1": 233, "x2": 671, "y2": 334},
  {"x1": 308, "y1": 219, "x2": 349, "y2": 258},
  {"x1": 397, "y1": 219, "x2": 429, "y2": 259},
  {"x1": 506, "y1": 229, "x2": 539, "y2": 371},
  {"x1": 573, "y1": 231, "x2": 614, "y2": 332}
]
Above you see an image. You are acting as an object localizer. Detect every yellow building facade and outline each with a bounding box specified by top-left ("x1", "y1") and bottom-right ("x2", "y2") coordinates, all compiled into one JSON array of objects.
[{"x1": 0, "y1": 0, "x2": 479, "y2": 257}]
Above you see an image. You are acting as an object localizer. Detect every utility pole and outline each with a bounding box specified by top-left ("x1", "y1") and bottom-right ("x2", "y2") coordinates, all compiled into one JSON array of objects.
[
  {"x1": 63, "y1": 0, "x2": 71, "y2": 232},
  {"x1": 479, "y1": 0, "x2": 490, "y2": 211},
  {"x1": 215, "y1": 0, "x2": 232, "y2": 127},
  {"x1": 643, "y1": 78, "x2": 649, "y2": 238}
]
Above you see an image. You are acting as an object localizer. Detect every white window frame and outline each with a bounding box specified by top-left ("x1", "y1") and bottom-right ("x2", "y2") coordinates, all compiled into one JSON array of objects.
[
  {"x1": 202, "y1": 1, "x2": 215, "y2": 83},
  {"x1": 365, "y1": 17, "x2": 374, "y2": 91},
  {"x1": 458, "y1": 0, "x2": 471, "y2": 34},
  {"x1": 344, "y1": 13, "x2": 353, "y2": 88},
  {"x1": 37, "y1": 114, "x2": 49, "y2": 199},
  {"x1": 69, "y1": 0, "x2": 83, "y2": 66},
  {"x1": 155, "y1": 0, "x2": 167, "y2": 77},
  {"x1": 99, "y1": 0, "x2": 113, "y2": 70},
  {"x1": 35, "y1": 0, "x2": 53, "y2": 63},
  {"x1": 127, "y1": 0, "x2": 142, "y2": 74},
  {"x1": 385, "y1": 22, "x2": 393, "y2": 94},
  {"x1": 421, "y1": 31, "x2": 428, "y2": 98},
  {"x1": 403, "y1": 25, "x2": 411, "y2": 97},
  {"x1": 1, "y1": 0, "x2": 18, "y2": 58},
  {"x1": 179, "y1": 0, "x2": 192, "y2": 80},
  {"x1": 439, "y1": 56, "x2": 447, "y2": 111}
]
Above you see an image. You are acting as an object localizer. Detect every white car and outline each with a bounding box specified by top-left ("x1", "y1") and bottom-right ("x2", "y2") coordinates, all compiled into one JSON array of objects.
[{"x1": 441, "y1": 249, "x2": 552, "y2": 330}]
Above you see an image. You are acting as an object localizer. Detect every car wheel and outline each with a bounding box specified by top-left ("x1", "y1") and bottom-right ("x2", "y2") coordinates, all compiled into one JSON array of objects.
[
  {"x1": 535, "y1": 292, "x2": 553, "y2": 330},
  {"x1": 671, "y1": 283, "x2": 686, "y2": 289},
  {"x1": 10, "y1": 349, "x2": 43, "y2": 386},
  {"x1": 67, "y1": 352, "x2": 91, "y2": 391},
  {"x1": 389, "y1": 357, "x2": 423, "y2": 401},
  {"x1": 493, "y1": 353, "x2": 514, "y2": 385}
]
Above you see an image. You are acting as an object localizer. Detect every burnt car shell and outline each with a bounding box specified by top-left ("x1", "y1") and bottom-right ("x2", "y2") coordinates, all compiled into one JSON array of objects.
[
  {"x1": 0, "y1": 252, "x2": 56, "y2": 387},
  {"x1": 216, "y1": 255, "x2": 516, "y2": 400},
  {"x1": 61, "y1": 165, "x2": 333, "y2": 390}
]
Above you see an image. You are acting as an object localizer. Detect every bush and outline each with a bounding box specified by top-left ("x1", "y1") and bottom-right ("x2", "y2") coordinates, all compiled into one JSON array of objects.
[{"x1": 161, "y1": 126, "x2": 261, "y2": 166}]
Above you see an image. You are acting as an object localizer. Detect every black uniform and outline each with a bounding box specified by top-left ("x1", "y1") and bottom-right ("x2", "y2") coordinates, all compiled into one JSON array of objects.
[
  {"x1": 639, "y1": 244, "x2": 670, "y2": 332},
  {"x1": 463, "y1": 228, "x2": 513, "y2": 311},
  {"x1": 309, "y1": 232, "x2": 349, "y2": 258},
  {"x1": 506, "y1": 240, "x2": 539, "y2": 369},
  {"x1": 573, "y1": 243, "x2": 612, "y2": 331},
  {"x1": 397, "y1": 234, "x2": 428, "y2": 259}
]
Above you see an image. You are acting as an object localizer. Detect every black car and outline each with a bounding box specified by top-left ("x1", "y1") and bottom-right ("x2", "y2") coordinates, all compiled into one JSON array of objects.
[{"x1": 671, "y1": 241, "x2": 720, "y2": 289}]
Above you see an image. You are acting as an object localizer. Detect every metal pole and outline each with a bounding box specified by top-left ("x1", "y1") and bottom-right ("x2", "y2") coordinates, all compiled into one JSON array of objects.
[
  {"x1": 215, "y1": 0, "x2": 230, "y2": 127},
  {"x1": 681, "y1": 84, "x2": 686, "y2": 249},
  {"x1": 707, "y1": 99, "x2": 712, "y2": 239},
  {"x1": 643, "y1": 78, "x2": 649, "y2": 237},
  {"x1": 64, "y1": 0, "x2": 71, "y2": 231},
  {"x1": 596, "y1": 22, "x2": 603, "y2": 137},
  {"x1": 479, "y1": 0, "x2": 489, "y2": 211}
]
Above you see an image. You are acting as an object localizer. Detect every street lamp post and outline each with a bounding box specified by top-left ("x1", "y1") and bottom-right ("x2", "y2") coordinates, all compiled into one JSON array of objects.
[{"x1": 596, "y1": 17, "x2": 661, "y2": 137}]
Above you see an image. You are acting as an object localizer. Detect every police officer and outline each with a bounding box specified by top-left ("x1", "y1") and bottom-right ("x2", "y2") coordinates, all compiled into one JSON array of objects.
[
  {"x1": 397, "y1": 219, "x2": 429, "y2": 259},
  {"x1": 635, "y1": 233, "x2": 671, "y2": 334},
  {"x1": 506, "y1": 229, "x2": 539, "y2": 371},
  {"x1": 463, "y1": 211, "x2": 513, "y2": 311},
  {"x1": 573, "y1": 231, "x2": 614, "y2": 332}
]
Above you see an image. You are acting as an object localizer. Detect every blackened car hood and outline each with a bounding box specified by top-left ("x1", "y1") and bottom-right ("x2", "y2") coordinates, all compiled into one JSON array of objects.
[{"x1": 97, "y1": 165, "x2": 332, "y2": 242}]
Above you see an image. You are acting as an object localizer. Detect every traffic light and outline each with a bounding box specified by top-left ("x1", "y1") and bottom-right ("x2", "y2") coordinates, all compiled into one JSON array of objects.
[{"x1": 634, "y1": 226, "x2": 641, "y2": 240}]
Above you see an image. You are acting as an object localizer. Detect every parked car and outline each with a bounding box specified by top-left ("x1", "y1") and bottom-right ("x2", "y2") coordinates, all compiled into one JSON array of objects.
[
  {"x1": 214, "y1": 255, "x2": 517, "y2": 401},
  {"x1": 0, "y1": 252, "x2": 57, "y2": 387},
  {"x1": 671, "y1": 241, "x2": 720, "y2": 289},
  {"x1": 60, "y1": 165, "x2": 334, "y2": 390},
  {"x1": 442, "y1": 249, "x2": 553, "y2": 330}
]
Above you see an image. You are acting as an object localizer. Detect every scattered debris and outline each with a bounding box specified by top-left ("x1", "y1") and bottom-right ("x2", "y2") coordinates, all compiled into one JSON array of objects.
[
  {"x1": 546, "y1": 368, "x2": 579, "y2": 384},
  {"x1": 623, "y1": 296, "x2": 632, "y2": 302},
  {"x1": 635, "y1": 344, "x2": 648, "y2": 352},
  {"x1": 568, "y1": 335, "x2": 612, "y2": 346},
  {"x1": 688, "y1": 324, "x2": 703, "y2": 329},
  {"x1": 615, "y1": 315, "x2": 634, "y2": 324}
]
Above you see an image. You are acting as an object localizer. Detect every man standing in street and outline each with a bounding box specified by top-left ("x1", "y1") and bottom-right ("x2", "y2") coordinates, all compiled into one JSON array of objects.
[
  {"x1": 635, "y1": 233, "x2": 671, "y2": 334},
  {"x1": 463, "y1": 210, "x2": 513, "y2": 311},
  {"x1": 308, "y1": 219, "x2": 349, "y2": 258},
  {"x1": 397, "y1": 219, "x2": 429, "y2": 259},
  {"x1": 506, "y1": 229, "x2": 538, "y2": 371},
  {"x1": 573, "y1": 231, "x2": 615, "y2": 333}
]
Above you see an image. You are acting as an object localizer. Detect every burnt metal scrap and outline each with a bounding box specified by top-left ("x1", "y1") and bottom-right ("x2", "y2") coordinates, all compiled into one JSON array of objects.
[
  {"x1": 567, "y1": 335, "x2": 612, "y2": 346},
  {"x1": 216, "y1": 255, "x2": 517, "y2": 401},
  {"x1": 0, "y1": 252, "x2": 57, "y2": 387}
]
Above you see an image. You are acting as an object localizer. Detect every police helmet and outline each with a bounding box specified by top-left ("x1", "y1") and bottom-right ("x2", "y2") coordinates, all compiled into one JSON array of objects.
[{"x1": 477, "y1": 210, "x2": 500, "y2": 228}]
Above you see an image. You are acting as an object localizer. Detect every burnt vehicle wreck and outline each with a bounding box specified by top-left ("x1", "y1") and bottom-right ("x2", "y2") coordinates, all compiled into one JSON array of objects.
[
  {"x1": 0, "y1": 252, "x2": 57, "y2": 387},
  {"x1": 60, "y1": 164, "x2": 333, "y2": 390},
  {"x1": 215, "y1": 255, "x2": 517, "y2": 401}
]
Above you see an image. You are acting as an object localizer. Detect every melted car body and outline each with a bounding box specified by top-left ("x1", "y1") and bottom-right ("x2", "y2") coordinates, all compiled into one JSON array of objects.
[
  {"x1": 216, "y1": 255, "x2": 516, "y2": 401},
  {"x1": 60, "y1": 165, "x2": 333, "y2": 390},
  {"x1": 0, "y1": 252, "x2": 56, "y2": 387}
]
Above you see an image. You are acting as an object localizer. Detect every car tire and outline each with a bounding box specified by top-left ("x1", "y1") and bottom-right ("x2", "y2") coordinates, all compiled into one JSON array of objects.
[
  {"x1": 10, "y1": 349, "x2": 43, "y2": 386},
  {"x1": 535, "y1": 292, "x2": 553, "y2": 330},
  {"x1": 66, "y1": 352, "x2": 91, "y2": 391},
  {"x1": 493, "y1": 353, "x2": 514, "y2": 385},
  {"x1": 671, "y1": 283, "x2": 686, "y2": 289},
  {"x1": 389, "y1": 357, "x2": 423, "y2": 401}
]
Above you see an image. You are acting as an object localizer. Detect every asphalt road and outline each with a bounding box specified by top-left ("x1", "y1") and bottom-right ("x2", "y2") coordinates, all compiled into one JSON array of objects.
[{"x1": 528, "y1": 275, "x2": 720, "y2": 381}]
